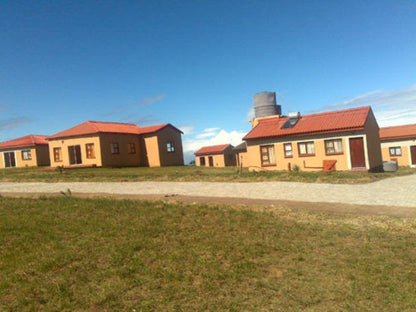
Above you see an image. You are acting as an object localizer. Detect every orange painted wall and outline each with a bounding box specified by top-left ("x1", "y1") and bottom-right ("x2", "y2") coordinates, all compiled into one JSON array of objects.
[
  {"x1": 142, "y1": 135, "x2": 160, "y2": 167},
  {"x1": 196, "y1": 154, "x2": 226, "y2": 167},
  {"x1": 244, "y1": 134, "x2": 358, "y2": 172},
  {"x1": 381, "y1": 139, "x2": 416, "y2": 167},
  {"x1": 0, "y1": 146, "x2": 50, "y2": 169},
  {"x1": 48, "y1": 135, "x2": 103, "y2": 167}
]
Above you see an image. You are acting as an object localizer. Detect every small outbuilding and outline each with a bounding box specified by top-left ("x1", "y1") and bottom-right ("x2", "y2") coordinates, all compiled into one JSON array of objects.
[
  {"x1": 0, "y1": 135, "x2": 50, "y2": 169},
  {"x1": 195, "y1": 144, "x2": 236, "y2": 167},
  {"x1": 380, "y1": 123, "x2": 416, "y2": 167}
]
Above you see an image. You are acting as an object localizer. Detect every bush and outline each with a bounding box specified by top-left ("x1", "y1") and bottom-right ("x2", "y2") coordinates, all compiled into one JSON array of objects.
[{"x1": 292, "y1": 164, "x2": 300, "y2": 172}]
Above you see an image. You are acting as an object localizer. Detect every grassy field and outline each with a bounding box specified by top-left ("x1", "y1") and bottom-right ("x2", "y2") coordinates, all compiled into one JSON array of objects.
[
  {"x1": 0, "y1": 165, "x2": 415, "y2": 184},
  {"x1": 1, "y1": 197, "x2": 416, "y2": 311}
]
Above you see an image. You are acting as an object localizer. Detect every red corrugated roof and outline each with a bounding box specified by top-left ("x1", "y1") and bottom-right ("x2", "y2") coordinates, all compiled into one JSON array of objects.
[
  {"x1": 380, "y1": 123, "x2": 416, "y2": 141},
  {"x1": 244, "y1": 106, "x2": 372, "y2": 140},
  {"x1": 0, "y1": 135, "x2": 48, "y2": 150},
  {"x1": 138, "y1": 123, "x2": 183, "y2": 135},
  {"x1": 48, "y1": 121, "x2": 182, "y2": 140},
  {"x1": 195, "y1": 144, "x2": 232, "y2": 156}
]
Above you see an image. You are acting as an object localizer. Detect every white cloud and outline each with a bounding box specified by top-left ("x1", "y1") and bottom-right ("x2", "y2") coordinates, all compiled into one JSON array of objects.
[
  {"x1": 182, "y1": 128, "x2": 247, "y2": 164},
  {"x1": 178, "y1": 125, "x2": 194, "y2": 135},
  {"x1": 374, "y1": 108, "x2": 416, "y2": 127},
  {"x1": 317, "y1": 84, "x2": 416, "y2": 127},
  {"x1": 196, "y1": 132, "x2": 216, "y2": 139},
  {"x1": 203, "y1": 127, "x2": 220, "y2": 132}
]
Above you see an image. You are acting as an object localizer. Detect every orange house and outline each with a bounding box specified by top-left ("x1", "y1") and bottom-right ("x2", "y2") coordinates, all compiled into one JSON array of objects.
[
  {"x1": 195, "y1": 144, "x2": 236, "y2": 167},
  {"x1": 47, "y1": 121, "x2": 184, "y2": 168},
  {"x1": 243, "y1": 106, "x2": 383, "y2": 172},
  {"x1": 0, "y1": 135, "x2": 50, "y2": 169},
  {"x1": 380, "y1": 124, "x2": 416, "y2": 167}
]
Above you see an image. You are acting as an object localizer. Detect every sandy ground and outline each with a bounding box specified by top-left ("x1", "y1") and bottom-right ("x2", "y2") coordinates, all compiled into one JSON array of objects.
[{"x1": 0, "y1": 174, "x2": 415, "y2": 214}]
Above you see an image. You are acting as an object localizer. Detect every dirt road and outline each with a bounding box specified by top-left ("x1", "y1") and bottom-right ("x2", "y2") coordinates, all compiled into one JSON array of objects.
[{"x1": 1, "y1": 174, "x2": 415, "y2": 208}]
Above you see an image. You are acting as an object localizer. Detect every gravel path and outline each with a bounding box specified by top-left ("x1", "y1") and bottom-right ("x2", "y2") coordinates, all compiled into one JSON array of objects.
[{"x1": 1, "y1": 174, "x2": 415, "y2": 207}]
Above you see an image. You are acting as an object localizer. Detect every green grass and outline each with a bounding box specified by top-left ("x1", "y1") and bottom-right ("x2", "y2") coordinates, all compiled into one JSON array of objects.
[
  {"x1": 1, "y1": 196, "x2": 416, "y2": 311},
  {"x1": 0, "y1": 165, "x2": 415, "y2": 184}
]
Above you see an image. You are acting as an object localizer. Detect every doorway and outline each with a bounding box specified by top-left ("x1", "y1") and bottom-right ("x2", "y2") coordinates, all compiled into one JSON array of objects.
[
  {"x1": 349, "y1": 137, "x2": 366, "y2": 169},
  {"x1": 411, "y1": 146, "x2": 416, "y2": 166},
  {"x1": 208, "y1": 156, "x2": 214, "y2": 167},
  {"x1": 68, "y1": 145, "x2": 82, "y2": 165},
  {"x1": 3, "y1": 152, "x2": 16, "y2": 168}
]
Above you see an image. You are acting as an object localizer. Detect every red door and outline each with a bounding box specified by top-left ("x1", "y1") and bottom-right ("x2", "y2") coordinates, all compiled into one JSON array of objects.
[
  {"x1": 349, "y1": 137, "x2": 366, "y2": 168},
  {"x1": 411, "y1": 146, "x2": 416, "y2": 165}
]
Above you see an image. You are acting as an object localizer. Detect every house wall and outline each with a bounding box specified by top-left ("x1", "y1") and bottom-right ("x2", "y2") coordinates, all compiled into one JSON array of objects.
[
  {"x1": 48, "y1": 135, "x2": 103, "y2": 167},
  {"x1": 236, "y1": 151, "x2": 248, "y2": 167},
  {"x1": 99, "y1": 133, "x2": 141, "y2": 167},
  {"x1": 363, "y1": 110, "x2": 383, "y2": 172},
  {"x1": 0, "y1": 145, "x2": 49, "y2": 168},
  {"x1": 139, "y1": 127, "x2": 184, "y2": 167},
  {"x1": 381, "y1": 138, "x2": 416, "y2": 167},
  {"x1": 196, "y1": 154, "x2": 226, "y2": 167},
  {"x1": 244, "y1": 132, "x2": 372, "y2": 172},
  {"x1": 156, "y1": 127, "x2": 184, "y2": 166}
]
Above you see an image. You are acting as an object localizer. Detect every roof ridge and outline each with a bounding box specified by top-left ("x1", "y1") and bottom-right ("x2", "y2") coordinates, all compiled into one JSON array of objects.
[
  {"x1": 381, "y1": 123, "x2": 416, "y2": 129},
  {"x1": 88, "y1": 120, "x2": 138, "y2": 126},
  {"x1": 302, "y1": 106, "x2": 370, "y2": 118},
  {"x1": 86, "y1": 121, "x2": 100, "y2": 133}
]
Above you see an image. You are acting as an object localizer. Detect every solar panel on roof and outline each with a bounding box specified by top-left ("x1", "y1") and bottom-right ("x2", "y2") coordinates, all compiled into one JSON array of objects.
[{"x1": 281, "y1": 118, "x2": 299, "y2": 129}]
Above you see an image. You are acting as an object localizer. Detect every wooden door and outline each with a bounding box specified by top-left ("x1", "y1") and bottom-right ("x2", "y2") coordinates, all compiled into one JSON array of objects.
[
  {"x1": 411, "y1": 146, "x2": 416, "y2": 165},
  {"x1": 208, "y1": 156, "x2": 213, "y2": 167},
  {"x1": 349, "y1": 137, "x2": 366, "y2": 168},
  {"x1": 68, "y1": 145, "x2": 82, "y2": 165},
  {"x1": 4, "y1": 152, "x2": 16, "y2": 168}
]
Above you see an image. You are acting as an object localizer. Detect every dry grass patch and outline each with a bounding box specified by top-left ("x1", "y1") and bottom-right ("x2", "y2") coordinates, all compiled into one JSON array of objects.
[{"x1": 1, "y1": 197, "x2": 416, "y2": 311}]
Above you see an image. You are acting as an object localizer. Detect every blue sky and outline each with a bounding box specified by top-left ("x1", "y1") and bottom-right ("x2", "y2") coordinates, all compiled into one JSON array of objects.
[{"x1": 1, "y1": 1, "x2": 416, "y2": 163}]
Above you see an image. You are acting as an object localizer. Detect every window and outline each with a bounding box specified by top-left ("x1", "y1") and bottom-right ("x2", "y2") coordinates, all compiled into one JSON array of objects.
[
  {"x1": 200, "y1": 157, "x2": 206, "y2": 166},
  {"x1": 284, "y1": 143, "x2": 293, "y2": 158},
  {"x1": 22, "y1": 149, "x2": 32, "y2": 160},
  {"x1": 53, "y1": 147, "x2": 62, "y2": 162},
  {"x1": 389, "y1": 146, "x2": 402, "y2": 156},
  {"x1": 86, "y1": 143, "x2": 95, "y2": 159},
  {"x1": 111, "y1": 143, "x2": 119, "y2": 154},
  {"x1": 298, "y1": 141, "x2": 315, "y2": 156},
  {"x1": 167, "y1": 142, "x2": 175, "y2": 153},
  {"x1": 260, "y1": 145, "x2": 276, "y2": 166},
  {"x1": 325, "y1": 139, "x2": 343, "y2": 155},
  {"x1": 128, "y1": 143, "x2": 136, "y2": 154}
]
